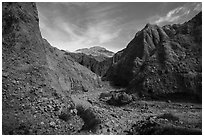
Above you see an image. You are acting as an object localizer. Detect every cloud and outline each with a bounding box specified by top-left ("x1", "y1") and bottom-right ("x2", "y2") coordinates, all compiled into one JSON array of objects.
[
  {"x1": 37, "y1": 2, "x2": 201, "y2": 52},
  {"x1": 148, "y1": 2, "x2": 202, "y2": 26},
  {"x1": 39, "y1": 11, "x2": 121, "y2": 51},
  {"x1": 151, "y1": 6, "x2": 190, "y2": 25},
  {"x1": 37, "y1": 2, "x2": 123, "y2": 52},
  {"x1": 193, "y1": 3, "x2": 202, "y2": 11}
]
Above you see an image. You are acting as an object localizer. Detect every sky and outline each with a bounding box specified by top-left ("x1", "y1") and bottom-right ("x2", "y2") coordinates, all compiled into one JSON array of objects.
[{"x1": 37, "y1": 2, "x2": 202, "y2": 52}]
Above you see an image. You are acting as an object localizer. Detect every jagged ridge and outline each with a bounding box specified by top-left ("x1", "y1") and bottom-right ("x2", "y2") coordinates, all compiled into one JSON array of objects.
[{"x1": 103, "y1": 12, "x2": 202, "y2": 102}]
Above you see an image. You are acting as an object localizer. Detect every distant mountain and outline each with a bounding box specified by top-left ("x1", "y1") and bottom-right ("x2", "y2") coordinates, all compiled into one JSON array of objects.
[
  {"x1": 75, "y1": 46, "x2": 114, "y2": 58},
  {"x1": 103, "y1": 12, "x2": 202, "y2": 102},
  {"x1": 2, "y1": 2, "x2": 202, "y2": 135}
]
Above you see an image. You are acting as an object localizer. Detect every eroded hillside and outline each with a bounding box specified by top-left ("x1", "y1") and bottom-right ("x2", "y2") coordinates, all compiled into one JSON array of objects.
[
  {"x1": 103, "y1": 13, "x2": 202, "y2": 102},
  {"x1": 2, "y1": 2, "x2": 202, "y2": 135},
  {"x1": 2, "y1": 2, "x2": 102, "y2": 134}
]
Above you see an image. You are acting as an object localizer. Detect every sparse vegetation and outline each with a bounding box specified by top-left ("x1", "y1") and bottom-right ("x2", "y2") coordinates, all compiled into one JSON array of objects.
[
  {"x1": 58, "y1": 111, "x2": 72, "y2": 122},
  {"x1": 106, "y1": 92, "x2": 133, "y2": 106},
  {"x1": 2, "y1": 2, "x2": 202, "y2": 135},
  {"x1": 127, "y1": 118, "x2": 202, "y2": 135},
  {"x1": 157, "y1": 113, "x2": 179, "y2": 122},
  {"x1": 76, "y1": 105, "x2": 101, "y2": 131}
]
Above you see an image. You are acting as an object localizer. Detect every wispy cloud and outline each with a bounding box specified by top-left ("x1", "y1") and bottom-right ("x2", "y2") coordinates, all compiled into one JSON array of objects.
[
  {"x1": 148, "y1": 2, "x2": 201, "y2": 25},
  {"x1": 193, "y1": 3, "x2": 202, "y2": 11},
  {"x1": 150, "y1": 6, "x2": 190, "y2": 25},
  {"x1": 38, "y1": 5, "x2": 121, "y2": 51},
  {"x1": 37, "y1": 2, "x2": 201, "y2": 52}
]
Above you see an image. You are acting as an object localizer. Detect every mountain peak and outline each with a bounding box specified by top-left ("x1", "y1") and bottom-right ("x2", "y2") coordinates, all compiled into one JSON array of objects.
[
  {"x1": 104, "y1": 11, "x2": 202, "y2": 96},
  {"x1": 144, "y1": 23, "x2": 155, "y2": 28},
  {"x1": 75, "y1": 46, "x2": 114, "y2": 57}
]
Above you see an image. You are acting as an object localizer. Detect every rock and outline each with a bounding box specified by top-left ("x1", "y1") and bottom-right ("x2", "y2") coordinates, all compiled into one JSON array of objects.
[
  {"x1": 12, "y1": 80, "x2": 17, "y2": 84},
  {"x1": 107, "y1": 92, "x2": 132, "y2": 106},
  {"x1": 82, "y1": 87, "x2": 89, "y2": 92},
  {"x1": 123, "y1": 108, "x2": 132, "y2": 112},
  {"x1": 87, "y1": 99, "x2": 93, "y2": 104},
  {"x1": 72, "y1": 109, "x2": 78, "y2": 114},
  {"x1": 110, "y1": 113, "x2": 118, "y2": 118},
  {"x1": 167, "y1": 100, "x2": 171, "y2": 103},
  {"x1": 99, "y1": 92, "x2": 112, "y2": 101},
  {"x1": 2, "y1": 72, "x2": 8, "y2": 78},
  {"x1": 49, "y1": 121, "x2": 56, "y2": 128}
]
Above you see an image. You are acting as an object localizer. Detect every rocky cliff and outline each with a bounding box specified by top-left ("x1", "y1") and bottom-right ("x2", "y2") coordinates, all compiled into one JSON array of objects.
[
  {"x1": 65, "y1": 52, "x2": 112, "y2": 76},
  {"x1": 2, "y1": 2, "x2": 100, "y2": 134},
  {"x1": 103, "y1": 12, "x2": 202, "y2": 102}
]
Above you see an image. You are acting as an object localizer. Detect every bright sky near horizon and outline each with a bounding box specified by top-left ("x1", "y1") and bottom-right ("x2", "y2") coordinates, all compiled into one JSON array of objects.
[{"x1": 37, "y1": 2, "x2": 201, "y2": 52}]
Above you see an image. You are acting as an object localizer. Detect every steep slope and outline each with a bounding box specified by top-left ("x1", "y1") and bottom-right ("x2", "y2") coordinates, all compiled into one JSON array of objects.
[
  {"x1": 65, "y1": 47, "x2": 124, "y2": 77},
  {"x1": 66, "y1": 46, "x2": 115, "y2": 76},
  {"x1": 65, "y1": 52, "x2": 112, "y2": 76},
  {"x1": 2, "y1": 2, "x2": 100, "y2": 134},
  {"x1": 103, "y1": 12, "x2": 202, "y2": 102},
  {"x1": 44, "y1": 40, "x2": 101, "y2": 92}
]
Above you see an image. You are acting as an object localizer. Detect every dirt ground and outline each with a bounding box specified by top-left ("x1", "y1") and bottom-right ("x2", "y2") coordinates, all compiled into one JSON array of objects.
[{"x1": 70, "y1": 88, "x2": 202, "y2": 135}]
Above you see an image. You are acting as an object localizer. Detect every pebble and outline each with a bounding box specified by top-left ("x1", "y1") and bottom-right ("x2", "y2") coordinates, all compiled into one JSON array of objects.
[
  {"x1": 12, "y1": 80, "x2": 17, "y2": 84},
  {"x1": 179, "y1": 121, "x2": 184, "y2": 124},
  {"x1": 49, "y1": 121, "x2": 56, "y2": 128},
  {"x1": 71, "y1": 109, "x2": 78, "y2": 114},
  {"x1": 167, "y1": 100, "x2": 171, "y2": 103},
  {"x1": 123, "y1": 108, "x2": 132, "y2": 112},
  {"x1": 2, "y1": 72, "x2": 8, "y2": 78}
]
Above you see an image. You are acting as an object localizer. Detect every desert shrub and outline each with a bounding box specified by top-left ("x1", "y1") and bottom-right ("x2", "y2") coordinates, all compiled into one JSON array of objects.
[
  {"x1": 127, "y1": 119, "x2": 160, "y2": 135},
  {"x1": 58, "y1": 112, "x2": 71, "y2": 122},
  {"x1": 99, "y1": 92, "x2": 112, "y2": 101},
  {"x1": 76, "y1": 105, "x2": 101, "y2": 131},
  {"x1": 127, "y1": 119, "x2": 201, "y2": 135},
  {"x1": 107, "y1": 92, "x2": 132, "y2": 106},
  {"x1": 157, "y1": 113, "x2": 179, "y2": 122}
]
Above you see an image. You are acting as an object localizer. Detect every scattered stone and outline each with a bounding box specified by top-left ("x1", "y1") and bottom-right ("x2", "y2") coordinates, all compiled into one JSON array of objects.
[
  {"x1": 87, "y1": 99, "x2": 93, "y2": 104},
  {"x1": 2, "y1": 72, "x2": 8, "y2": 78},
  {"x1": 49, "y1": 121, "x2": 56, "y2": 128},
  {"x1": 58, "y1": 111, "x2": 71, "y2": 122},
  {"x1": 123, "y1": 108, "x2": 132, "y2": 112},
  {"x1": 167, "y1": 100, "x2": 171, "y2": 103},
  {"x1": 99, "y1": 92, "x2": 112, "y2": 101},
  {"x1": 110, "y1": 113, "x2": 117, "y2": 118}
]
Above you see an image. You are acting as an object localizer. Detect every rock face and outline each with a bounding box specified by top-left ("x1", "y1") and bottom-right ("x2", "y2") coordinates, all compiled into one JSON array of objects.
[
  {"x1": 44, "y1": 40, "x2": 101, "y2": 93},
  {"x1": 103, "y1": 12, "x2": 202, "y2": 101},
  {"x1": 70, "y1": 46, "x2": 115, "y2": 76},
  {"x1": 66, "y1": 52, "x2": 112, "y2": 76},
  {"x1": 2, "y1": 2, "x2": 100, "y2": 134},
  {"x1": 75, "y1": 46, "x2": 114, "y2": 58},
  {"x1": 66, "y1": 47, "x2": 125, "y2": 77}
]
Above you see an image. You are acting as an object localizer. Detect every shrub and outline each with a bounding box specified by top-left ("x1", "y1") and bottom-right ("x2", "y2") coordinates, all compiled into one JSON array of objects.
[
  {"x1": 58, "y1": 112, "x2": 71, "y2": 122},
  {"x1": 157, "y1": 113, "x2": 179, "y2": 122},
  {"x1": 107, "y1": 92, "x2": 132, "y2": 106},
  {"x1": 76, "y1": 105, "x2": 101, "y2": 131}
]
